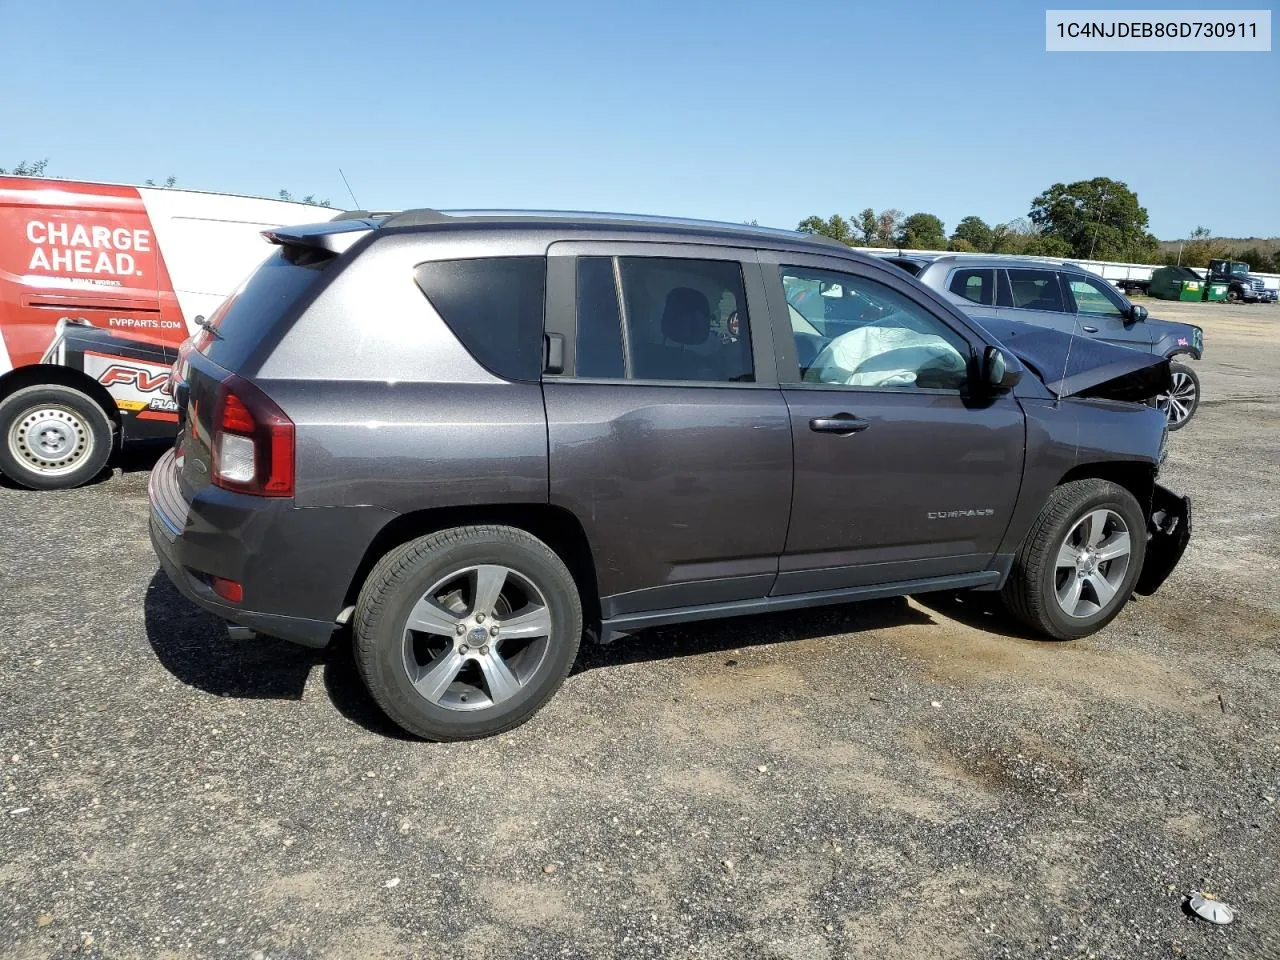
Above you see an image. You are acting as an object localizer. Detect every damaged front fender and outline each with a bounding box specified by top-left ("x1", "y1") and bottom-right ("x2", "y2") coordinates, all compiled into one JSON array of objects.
[
  {"x1": 972, "y1": 317, "x2": 1172, "y2": 402},
  {"x1": 1135, "y1": 484, "x2": 1191, "y2": 596}
]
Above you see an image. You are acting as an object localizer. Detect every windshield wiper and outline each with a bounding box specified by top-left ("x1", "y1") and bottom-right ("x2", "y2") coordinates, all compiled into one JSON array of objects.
[{"x1": 193, "y1": 315, "x2": 223, "y2": 340}]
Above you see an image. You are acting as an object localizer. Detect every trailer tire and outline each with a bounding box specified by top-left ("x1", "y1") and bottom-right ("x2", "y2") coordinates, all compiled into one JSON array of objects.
[{"x1": 0, "y1": 384, "x2": 115, "y2": 490}]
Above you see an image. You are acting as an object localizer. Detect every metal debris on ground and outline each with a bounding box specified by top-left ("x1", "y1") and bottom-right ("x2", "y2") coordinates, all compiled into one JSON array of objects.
[{"x1": 1187, "y1": 890, "x2": 1235, "y2": 925}]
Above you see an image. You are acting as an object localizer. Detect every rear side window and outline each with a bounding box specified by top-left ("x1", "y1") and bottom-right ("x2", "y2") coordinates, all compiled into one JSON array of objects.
[
  {"x1": 1006, "y1": 268, "x2": 1067, "y2": 312},
  {"x1": 947, "y1": 268, "x2": 995, "y2": 306},
  {"x1": 618, "y1": 258, "x2": 753, "y2": 383},
  {"x1": 202, "y1": 246, "x2": 329, "y2": 371},
  {"x1": 572, "y1": 256, "x2": 754, "y2": 383},
  {"x1": 414, "y1": 257, "x2": 546, "y2": 382}
]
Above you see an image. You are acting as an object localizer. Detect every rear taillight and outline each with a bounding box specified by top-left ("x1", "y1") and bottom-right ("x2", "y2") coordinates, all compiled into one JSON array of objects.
[{"x1": 210, "y1": 374, "x2": 295, "y2": 497}]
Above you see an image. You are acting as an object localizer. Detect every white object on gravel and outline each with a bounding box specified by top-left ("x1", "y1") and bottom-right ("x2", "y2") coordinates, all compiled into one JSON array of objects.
[{"x1": 1188, "y1": 890, "x2": 1234, "y2": 925}]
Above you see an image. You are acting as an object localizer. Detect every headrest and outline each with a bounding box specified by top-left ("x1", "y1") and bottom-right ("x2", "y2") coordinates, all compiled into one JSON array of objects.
[{"x1": 662, "y1": 287, "x2": 711, "y2": 345}]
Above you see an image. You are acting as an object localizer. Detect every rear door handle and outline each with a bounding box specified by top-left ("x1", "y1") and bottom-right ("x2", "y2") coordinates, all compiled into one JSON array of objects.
[
  {"x1": 809, "y1": 415, "x2": 870, "y2": 435},
  {"x1": 1081, "y1": 325, "x2": 1099, "y2": 333}
]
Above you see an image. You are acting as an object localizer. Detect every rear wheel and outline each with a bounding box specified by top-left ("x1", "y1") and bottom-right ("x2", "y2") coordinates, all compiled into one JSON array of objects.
[
  {"x1": 354, "y1": 525, "x2": 583, "y2": 741},
  {"x1": 0, "y1": 384, "x2": 114, "y2": 490},
  {"x1": 1155, "y1": 361, "x2": 1200, "y2": 431},
  {"x1": 1001, "y1": 479, "x2": 1146, "y2": 640}
]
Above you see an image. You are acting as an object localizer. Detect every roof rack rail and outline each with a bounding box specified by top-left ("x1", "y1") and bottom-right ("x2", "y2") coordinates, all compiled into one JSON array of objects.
[
  {"x1": 800, "y1": 233, "x2": 854, "y2": 250},
  {"x1": 380, "y1": 208, "x2": 457, "y2": 228}
]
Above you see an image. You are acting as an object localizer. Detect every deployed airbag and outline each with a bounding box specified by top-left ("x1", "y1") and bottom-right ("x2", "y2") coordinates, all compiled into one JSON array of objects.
[{"x1": 805, "y1": 315, "x2": 968, "y2": 388}]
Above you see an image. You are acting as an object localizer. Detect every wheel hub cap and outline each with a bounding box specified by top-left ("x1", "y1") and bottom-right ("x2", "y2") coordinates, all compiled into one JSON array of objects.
[{"x1": 8, "y1": 406, "x2": 93, "y2": 475}]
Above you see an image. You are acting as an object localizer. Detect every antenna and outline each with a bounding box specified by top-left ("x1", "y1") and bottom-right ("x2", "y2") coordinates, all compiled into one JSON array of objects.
[
  {"x1": 1056, "y1": 272, "x2": 1079, "y2": 407},
  {"x1": 338, "y1": 168, "x2": 361, "y2": 210}
]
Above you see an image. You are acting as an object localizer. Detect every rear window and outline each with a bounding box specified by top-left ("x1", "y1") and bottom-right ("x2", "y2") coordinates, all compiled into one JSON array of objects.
[
  {"x1": 414, "y1": 257, "x2": 546, "y2": 382},
  {"x1": 202, "y1": 246, "x2": 330, "y2": 370},
  {"x1": 948, "y1": 268, "x2": 995, "y2": 306}
]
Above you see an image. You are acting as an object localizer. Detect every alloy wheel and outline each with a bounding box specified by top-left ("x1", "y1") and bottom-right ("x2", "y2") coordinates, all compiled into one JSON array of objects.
[
  {"x1": 1054, "y1": 508, "x2": 1132, "y2": 619},
  {"x1": 1156, "y1": 370, "x2": 1197, "y2": 427},
  {"x1": 401, "y1": 564, "x2": 552, "y2": 711}
]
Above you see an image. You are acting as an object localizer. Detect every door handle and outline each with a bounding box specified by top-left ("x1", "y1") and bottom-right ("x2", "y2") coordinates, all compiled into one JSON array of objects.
[
  {"x1": 1081, "y1": 325, "x2": 1099, "y2": 333},
  {"x1": 809, "y1": 415, "x2": 870, "y2": 435}
]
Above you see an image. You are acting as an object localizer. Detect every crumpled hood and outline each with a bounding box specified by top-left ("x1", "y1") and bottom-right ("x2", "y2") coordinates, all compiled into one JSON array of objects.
[{"x1": 972, "y1": 317, "x2": 1172, "y2": 401}]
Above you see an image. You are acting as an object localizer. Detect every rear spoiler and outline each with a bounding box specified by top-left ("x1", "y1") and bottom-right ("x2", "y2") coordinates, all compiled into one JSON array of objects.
[{"x1": 261, "y1": 219, "x2": 376, "y2": 254}]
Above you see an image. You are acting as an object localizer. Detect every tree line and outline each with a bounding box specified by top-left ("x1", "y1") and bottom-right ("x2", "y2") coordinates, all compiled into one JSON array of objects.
[
  {"x1": 798, "y1": 177, "x2": 1166, "y2": 263},
  {"x1": 1, "y1": 158, "x2": 331, "y2": 207}
]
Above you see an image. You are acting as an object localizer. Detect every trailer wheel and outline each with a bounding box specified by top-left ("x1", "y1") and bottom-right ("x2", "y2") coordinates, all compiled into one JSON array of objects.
[{"x1": 0, "y1": 384, "x2": 115, "y2": 490}]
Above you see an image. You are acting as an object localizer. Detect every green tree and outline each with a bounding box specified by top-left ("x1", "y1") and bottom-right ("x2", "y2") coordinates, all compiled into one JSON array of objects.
[
  {"x1": 856, "y1": 208, "x2": 878, "y2": 245},
  {"x1": 279, "y1": 189, "x2": 332, "y2": 207},
  {"x1": 1029, "y1": 176, "x2": 1157, "y2": 261},
  {"x1": 950, "y1": 215, "x2": 993, "y2": 252},
  {"x1": 1179, "y1": 226, "x2": 1227, "y2": 269},
  {"x1": 1234, "y1": 246, "x2": 1277, "y2": 273},
  {"x1": 796, "y1": 214, "x2": 851, "y2": 244},
  {"x1": 989, "y1": 218, "x2": 1070, "y2": 257},
  {"x1": 0, "y1": 159, "x2": 49, "y2": 176},
  {"x1": 897, "y1": 213, "x2": 946, "y2": 250},
  {"x1": 145, "y1": 176, "x2": 178, "y2": 187}
]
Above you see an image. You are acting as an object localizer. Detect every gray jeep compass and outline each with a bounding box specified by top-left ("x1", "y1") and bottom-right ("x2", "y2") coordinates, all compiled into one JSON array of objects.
[
  {"x1": 149, "y1": 211, "x2": 1190, "y2": 741},
  {"x1": 889, "y1": 254, "x2": 1205, "y2": 430}
]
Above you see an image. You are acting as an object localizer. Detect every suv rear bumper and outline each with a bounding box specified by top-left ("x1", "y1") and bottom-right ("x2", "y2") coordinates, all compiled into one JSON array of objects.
[{"x1": 148, "y1": 449, "x2": 390, "y2": 648}]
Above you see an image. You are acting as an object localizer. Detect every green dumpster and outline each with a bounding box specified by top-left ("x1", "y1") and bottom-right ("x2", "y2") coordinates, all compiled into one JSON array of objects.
[
  {"x1": 1148, "y1": 265, "x2": 1208, "y2": 301},
  {"x1": 1204, "y1": 282, "x2": 1229, "y2": 302}
]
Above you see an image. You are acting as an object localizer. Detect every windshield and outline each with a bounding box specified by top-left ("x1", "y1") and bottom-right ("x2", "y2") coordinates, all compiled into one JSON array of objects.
[{"x1": 1230, "y1": 263, "x2": 1249, "y2": 275}]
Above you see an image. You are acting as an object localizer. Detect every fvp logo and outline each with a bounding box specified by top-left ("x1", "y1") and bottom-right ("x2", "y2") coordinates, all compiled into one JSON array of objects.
[{"x1": 98, "y1": 364, "x2": 169, "y2": 393}]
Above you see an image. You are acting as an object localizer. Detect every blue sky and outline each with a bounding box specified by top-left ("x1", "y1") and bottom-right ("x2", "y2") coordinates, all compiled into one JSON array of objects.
[{"x1": 1, "y1": 0, "x2": 1276, "y2": 239}]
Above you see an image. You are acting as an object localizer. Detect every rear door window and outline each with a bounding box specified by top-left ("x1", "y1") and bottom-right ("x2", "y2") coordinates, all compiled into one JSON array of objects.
[
  {"x1": 620, "y1": 258, "x2": 753, "y2": 383},
  {"x1": 201, "y1": 246, "x2": 330, "y2": 371},
  {"x1": 1006, "y1": 268, "x2": 1067, "y2": 312},
  {"x1": 947, "y1": 268, "x2": 996, "y2": 306},
  {"x1": 414, "y1": 256, "x2": 546, "y2": 382},
  {"x1": 572, "y1": 256, "x2": 754, "y2": 383}
]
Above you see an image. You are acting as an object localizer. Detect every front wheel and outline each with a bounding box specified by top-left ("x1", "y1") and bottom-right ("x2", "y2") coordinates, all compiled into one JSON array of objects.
[
  {"x1": 1001, "y1": 479, "x2": 1147, "y2": 640},
  {"x1": 0, "y1": 384, "x2": 115, "y2": 490},
  {"x1": 354, "y1": 525, "x2": 583, "y2": 741},
  {"x1": 1155, "y1": 361, "x2": 1200, "y2": 431}
]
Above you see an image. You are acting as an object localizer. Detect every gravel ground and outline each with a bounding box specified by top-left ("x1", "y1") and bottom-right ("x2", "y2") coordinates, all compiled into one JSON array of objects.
[{"x1": 1, "y1": 301, "x2": 1278, "y2": 959}]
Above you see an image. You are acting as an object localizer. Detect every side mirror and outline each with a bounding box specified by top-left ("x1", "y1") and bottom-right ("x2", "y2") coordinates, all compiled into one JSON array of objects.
[
  {"x1": 982, "y1": 345, "x2": 1022, "y2": 391},
  {"x1": 1129, "y1": 304, "x2": 1148, "y2": 322}
]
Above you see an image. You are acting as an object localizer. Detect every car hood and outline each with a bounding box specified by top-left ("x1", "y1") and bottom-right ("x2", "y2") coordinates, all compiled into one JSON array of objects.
[{"x1": 973, "y1": 316, "x2": 1172, "y2": 401}]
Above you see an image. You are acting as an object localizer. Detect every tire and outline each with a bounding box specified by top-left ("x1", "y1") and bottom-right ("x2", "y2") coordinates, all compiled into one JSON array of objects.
[
  {"x1": 1001, "y1": 479, "x2": 1147, "y2": 641},
  {"x1": 1227, "y1": 288, "x2": 1241, "y2": 303},
  {"x1": 1156, "y1": 361, "x2": 1200, "y2": 431},
  {"x1": 354, "y1": 524, "x2": 583, "y2": 741},
  {"x1": 0, "y1": 384, "x2": 115, "y2": 490}
]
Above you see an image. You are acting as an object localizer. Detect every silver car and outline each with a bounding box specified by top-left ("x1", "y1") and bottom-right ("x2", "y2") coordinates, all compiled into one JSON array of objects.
[{"x1": 889, "y1": 254, "x2": 1204, "y2": 429}]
